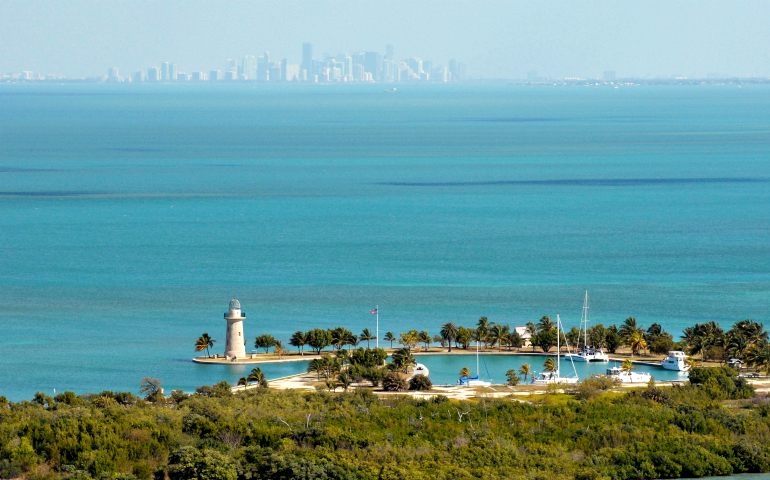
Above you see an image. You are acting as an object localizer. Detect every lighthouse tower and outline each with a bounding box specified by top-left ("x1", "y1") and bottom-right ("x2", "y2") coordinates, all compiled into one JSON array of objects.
[{"x1": 223, "y1": 298, "x2": 246, "y2": 359}]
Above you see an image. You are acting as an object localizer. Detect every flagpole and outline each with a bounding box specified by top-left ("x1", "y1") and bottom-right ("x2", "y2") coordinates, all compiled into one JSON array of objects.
[{"x1": 376, "y1": 305, "x2": 379, "y2": 349}]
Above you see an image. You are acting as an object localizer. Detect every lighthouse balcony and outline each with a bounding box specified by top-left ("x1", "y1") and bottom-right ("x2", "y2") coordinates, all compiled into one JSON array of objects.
[{"x1": 224, "y1": 312, "x2": 245, "y2": 318}]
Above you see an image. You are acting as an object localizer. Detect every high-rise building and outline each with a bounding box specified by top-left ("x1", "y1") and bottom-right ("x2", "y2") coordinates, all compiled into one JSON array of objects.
[
  {"x1": 132, "y1": 71, "x2": 144, "y2": 83},
  {"x1": 147, "y1": 67, "x2": 160, "y2": 81},
  {"x1": 284, "y1": 63, "x2": 300, "y2": 82},
  {"x1": 302, "y1": 42, "x2": 314, "y2": 77},
  {"x1": 406, "y1": 58, "x2": 423, "y2": 76},
  {"x1": 363, "y1": 52, "x2": 381, "y2": 81},
  {"x1": 385, "y1": 44, "x2": 394, "y2": 61},
  {"x1": 108, "y1": 67, "x2": 119, "y2": 79},
  {"x1": 242, "y1": 55, "x2": 257, "y2": 80},
  {"x1": 170, "y1": 63, "x2": 178, "y2": 81},
  {"x1": 225, "y1": 59, "x2": 237, "y2": 75},
  {"x1": 352, "y1": 64, "x2": 365, "y2": 82},
  {"x1": 603, "y1": 70, "x2": 616, "y2": 81},
  {"x1": 161, "y1": 62, "x2": 170, "y2": 81},
  {"x1": 342, "y1": 55, "x2": 352, "y2": 77},
  {"x1": 257, "y1": 52, "x2": 269, "y2": 81},
  {"x1": 448, "y1": 59, "x2": 457, "y2": 80},
  {"x1": 269, "y1": 62, "x2": 281, "y2": 82},
  {"x1": 210, "y1": 70, "x2": 222, "y2": 81}
]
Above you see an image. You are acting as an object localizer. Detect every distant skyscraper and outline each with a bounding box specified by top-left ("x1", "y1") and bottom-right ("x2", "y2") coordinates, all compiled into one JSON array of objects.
[
  {"x1": 108, "y1": 67, "x2": 119, "y2": 79},
  {"x1": 257, "y1": 52, "x2": 270, "y2": 81},
  {"x1": 363, "y1": 51, "x2": 381, "y2": 81},
  {"x1": 284, "y1": 63, "x2": 300, "y2": 82},
  {"x1": 170, "y1": 63, "x2": 178, "y2": 81},
  {"x1": 603, "y1": 70, "x2": 616, "y2": 81},
  {"x1": 242, "y1": 55, "x2": 257, "y2": 80},
  {"x1": 161, "y1": 62, "x2": 170, "y2": 81},
  {"x1": 385, "y1": 44, "x2": 394, "y2": 61},
  {"x1": 269, "y1": 62, "x2": 281, "y2": 82},
  {"x1": 210, "y1": 70, "x2": 222, "y2": 81},
  {"x1": 225, "y1": 59, "x2": 237, "y2": 74},
  {"x1": 147, "y1": 67, "x2": 160, "y2": 81},
  {"x1": 132, "y1": 71, "x2": 144, "y2": 83},
  {"x1": 302, "y1": 42, "x2": 314, "y2": 77},
  {"x1": 406, "y1": 58, "x2": 423, "y2": 76},
  {"x1": 448, "y1": 59, "x2": 457, "y2": 80}
]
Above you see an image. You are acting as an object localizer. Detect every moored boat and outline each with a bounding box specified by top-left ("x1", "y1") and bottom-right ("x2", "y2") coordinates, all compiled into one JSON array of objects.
[
  {"x1": 605, "y1": 365, "x2": 651, "y2": 383},
  {"x1": 661, "y1": 351, "x2": 690, "y2": 371},
  {"x1": 563, "y1": 292, "x2": 609, "y2": 362},
  {"x1": 532, "y1": 314, "x2": 580, "y2": 385}
]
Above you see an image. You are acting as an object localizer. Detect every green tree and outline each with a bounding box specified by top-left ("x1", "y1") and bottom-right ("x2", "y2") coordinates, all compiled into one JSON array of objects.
[
  {"x1": 605, "y1": 330, "x2": 622, "y2": 353},
  {"x1": 247, "y1": 368, "x2": 268, "y2": 387},
  {"x1": 359, "y1": 328, "x2": 375, "y2": 348},
  {"x1": 254, "y1": 334, "x2": 276, "y2": 354},
  {"x1": 382, "y1": 372, "x2": 408, "y2": 392},
  {"x1": 519, "y1": 363, "x2": 532, "y2": 384},
  {"x1": 505, "y1": 369, "x2": 521, "y2": 386},
  {"x1": 168, "y1": 446, "x2": 237, "y2": 480},
  {"x1": 533, "y1": 329, "x2": 557, "y2": 353},
  {"x1": 139, "y1": 377, "x2": 163, "y2": 402},
  {"x1": 384, "y1": 332, "x2": 396, "y2": 348},
  {"x1": 488, "y1": 324, "x2": 507, "y2": 351},
  {"x1": 417, "y1": 330, "x2": 431, "y2": 351},
  {"x1": 477, "y1": 317, "x2": 490, "y2": 348},
  {"x1": 289, "y1": 331, "x2": 308, "y2": 355},
  {"x1": 195, "y1": 333, "x2": 215, "y2": 358},
  {"x1": 457, "y1": 326, "x2": 471, "y2": 349},
  {"x1": 337, "y1": 372, "x2": 353, "y2": 391},
  {"x1": 409, "y1": 375, "x2": 433, "y2": 391},
  {"x1": 306, "y1": 328, "x2": 332, "y2": 354},
  {"x1": 459, "y1": 366, "x2": 471, "y2": 378},
  {"x1": 537, "y1": 316, "x2": 555, "y2": 333},
  {"x1": 440, "y1": 322, "x2": 459, "y2": 352}
]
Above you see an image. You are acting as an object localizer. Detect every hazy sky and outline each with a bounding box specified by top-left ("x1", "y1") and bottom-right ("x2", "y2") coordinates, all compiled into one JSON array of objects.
[{"x1": 1, "y1": 0, "x2": 769, "y2": 79}]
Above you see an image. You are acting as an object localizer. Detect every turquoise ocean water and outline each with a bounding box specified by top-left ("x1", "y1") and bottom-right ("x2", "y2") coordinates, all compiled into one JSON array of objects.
[{"x1": 1, "y1": 83, "x2": 769, "y2": 401}]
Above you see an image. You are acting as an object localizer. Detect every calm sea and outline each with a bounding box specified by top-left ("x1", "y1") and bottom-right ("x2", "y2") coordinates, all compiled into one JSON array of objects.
[{"x1": 1, "y1": 83, "x2": 769, "y2": 400}]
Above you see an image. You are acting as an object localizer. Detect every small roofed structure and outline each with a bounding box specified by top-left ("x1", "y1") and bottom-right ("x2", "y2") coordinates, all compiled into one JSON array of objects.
[{"x1": 514, "y1": 326, "x2": 532, "y2": 346}]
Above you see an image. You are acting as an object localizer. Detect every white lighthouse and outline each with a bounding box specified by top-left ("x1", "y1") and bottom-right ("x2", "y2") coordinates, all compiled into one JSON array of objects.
[{"x1": 223, "y1": 298, "x2": 246, "y2": 359}]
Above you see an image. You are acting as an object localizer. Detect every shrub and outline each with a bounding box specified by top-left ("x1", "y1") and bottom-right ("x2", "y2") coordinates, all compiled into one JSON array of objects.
[
  {"x1": 408, "y1": 375, "x2": 432, "y2": 391},
  {"x1": 382, "y1": 372, "x2": 408, "y2": 392},
  {"x1": 505, "y1": 369, "x2": 521, "y2": 386}
]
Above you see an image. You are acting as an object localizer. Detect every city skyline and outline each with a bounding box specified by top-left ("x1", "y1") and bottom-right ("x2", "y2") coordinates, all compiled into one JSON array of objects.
[{"x1": 2, "y1": 1, "x2": 770, "y2": 80}]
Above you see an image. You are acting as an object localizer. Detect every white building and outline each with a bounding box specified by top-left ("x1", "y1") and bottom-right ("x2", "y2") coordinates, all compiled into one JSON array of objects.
[{"x1": 514, "y1": 326, "x2": 532, "y2": 346}]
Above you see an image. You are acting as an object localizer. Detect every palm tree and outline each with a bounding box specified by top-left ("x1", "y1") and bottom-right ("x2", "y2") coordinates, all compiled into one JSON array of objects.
[
  {"x1": 727, "y1": 333, "x2": 750, "y2": 360},
  {"x1": 392, "y1": 348, "x2": 416, "y2": 373},
  {"x1": 489, "y1": 324, "x2": 507, "y2": 351},
  {"x1": 477, "y1": 317, "x2": 490, "y2": 348},
  {"x1": 273, "y1": 341, "x2": 288, "y2": 360},
  {"x1": 621, "y1": 359, "x2": 636, "y2": 376},
  {"x1": 337, "y1": 372, "x2": 353, "y2": 391},
  {"x1": 441, "y1": 322, "x2": 459, "y2": 352},
  {"x1": 335, "y1": 348, "x2": 350, "y2": 365},
  {"x1": 519, "y1": 363, "x2": 532, "y2": 384},
  {"x1": 620, "y1": 317, "x2": 641, "y2": 342},
  {"x1": 684, "y1": 356, "x2": 697, "y2": 370},
  {"x1": 433, "y1": 334, "x2": 446, "y2": 347},
  {"x1": 238, "y1": 377, "x2": 248, "y2": 386},
  {"x1": 289, "y1": 331, "x2": 307, "y2": 356},
  {"x1": 537, "y1": 316, "x2": 555, "y2": 333},
  {"x1": 359, "y1": 328, "x2": 375, "y2": 348},
  {"x1": 459, "y1": 366, "x2": 471, "y2": 378},
  {"x1": 195, "y1": 333, "x2": 215, "y2": 358},
  {"x1": 543, "y1": 358, "x2": 556, "y2": 378},
  {"x1": 417, "y1": 330, "x2": 431, "y2": 351},
  {"x1": 307, "y1": 358, "x2": 324, "y2": 380},
  {"x1": 629, "y1": 331, "x2": 647, "y2": 357},
  {"x1": 384, "y1": 332, "x2": 396, "y2": 349},
  {"x1": 247, "y1": 368, "x2": 266, "y2": 386}
]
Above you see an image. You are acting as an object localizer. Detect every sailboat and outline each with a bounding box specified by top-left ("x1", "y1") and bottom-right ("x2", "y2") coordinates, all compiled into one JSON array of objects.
[
  {"x1": 458, "y1": 341, "x2": 492, "y2": 386},
  {"x1": 533, "y1": 315, "x2": 580, "y2": 384},
  {"x1": 564, "y1": 292, "x2": 609, "y2": 362}
]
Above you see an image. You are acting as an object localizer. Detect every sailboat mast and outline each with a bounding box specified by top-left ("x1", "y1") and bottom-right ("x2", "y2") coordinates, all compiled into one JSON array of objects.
[
  {"x1": 584, "y1": 291, "x2": 588, "y2": 348},
  {"x1": 557, "y1": 315, "x2": 560, "y2": 374},
  {"x1": 476, "y1": 341, "x2": 480, "y2": 376}
]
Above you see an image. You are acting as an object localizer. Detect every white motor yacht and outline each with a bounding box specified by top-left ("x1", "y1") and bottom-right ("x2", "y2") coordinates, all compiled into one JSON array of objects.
[
  {"x1": 661, "y1": 351, "x2": 690, "y2": 371},
  {"x1": 563, "y1": 292, "x2": 609, "y2": 362},
  {"x1": 532, "y1": 315, "x2": 580, "y2": 385},
  {"x1": 605, "y1": 365, "x2": 652, "y2": 383}
]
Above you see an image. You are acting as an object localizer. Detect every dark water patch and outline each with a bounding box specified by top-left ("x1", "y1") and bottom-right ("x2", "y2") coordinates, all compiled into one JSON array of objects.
[
  {"x1": 457, "y1": 117, "x2": 564, "y2": 123},
  {"x1": 0, "y1": 191, "x2": 104, "y2": 197},
  {"x1": 377, "y1": 177, "x2": 770, "y2": 187},
  {"x1": 106, "y1": 148, "x2": 162, "y2": 153},
  {"x1": 0, "y1": 167, "x2": 59, "y2": 173}
]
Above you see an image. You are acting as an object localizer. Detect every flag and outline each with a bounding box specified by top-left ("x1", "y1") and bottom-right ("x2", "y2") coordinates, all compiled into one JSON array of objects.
[{"x1": 370, "y1": 309, "x2": 378, "y2": 314}]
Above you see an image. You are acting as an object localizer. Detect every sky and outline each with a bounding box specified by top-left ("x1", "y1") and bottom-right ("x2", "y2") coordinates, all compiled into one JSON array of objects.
[{"x1": 1, "y1": 0, "x2": 769, "y2": 79}]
